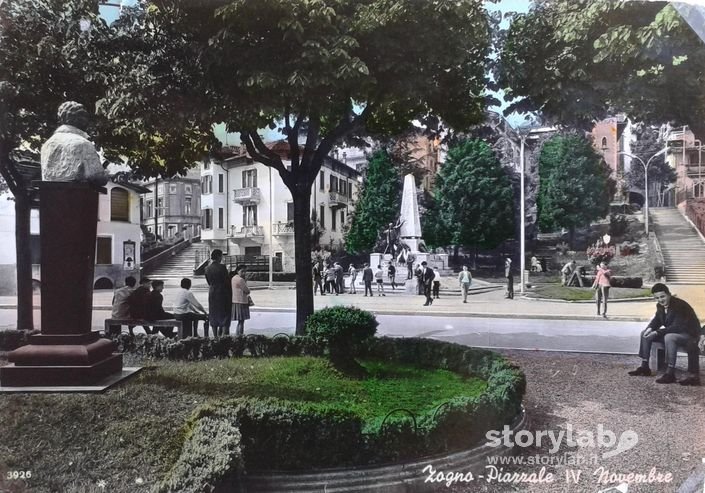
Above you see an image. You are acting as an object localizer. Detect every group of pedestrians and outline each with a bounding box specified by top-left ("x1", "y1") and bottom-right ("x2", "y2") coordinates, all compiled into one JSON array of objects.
[
  {"x1": 204, "y1": 249, "x2": 251, "y2": 336},
  {"x1": 109, "y1": 248, "x2": 252, "y2": 338},
  {"x1": 312, "y1": 261, "x2": 346, "y2": 295}
]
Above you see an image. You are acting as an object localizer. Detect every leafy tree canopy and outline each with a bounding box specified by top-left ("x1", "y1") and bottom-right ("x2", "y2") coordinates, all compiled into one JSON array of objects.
[
  {"x1": 537, "y1": 134, "x2": 615, "y2": 237},
  {"x1": 345, "y1": 150, "x2": 401, "y2": 254},
  {"x1": 498, "y1": 0, "x2": 705, "y2": 138},
  {"x1": 431, "y1": 139, "x2": 515, "y2": 250}
]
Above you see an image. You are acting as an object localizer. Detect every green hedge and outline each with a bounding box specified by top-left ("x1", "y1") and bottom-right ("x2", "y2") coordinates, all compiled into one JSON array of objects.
[
  {"x1": 157, "y1": 407, "x2": 244, "y2": 493},
  {"x1": 159, "y1": 338, "x2": 525, "y2": 476}
]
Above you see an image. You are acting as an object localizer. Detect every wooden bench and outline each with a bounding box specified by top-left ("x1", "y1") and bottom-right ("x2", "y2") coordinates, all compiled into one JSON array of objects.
[{"x1": 104, "y1": 319, "x2": 184, "y2": 338}]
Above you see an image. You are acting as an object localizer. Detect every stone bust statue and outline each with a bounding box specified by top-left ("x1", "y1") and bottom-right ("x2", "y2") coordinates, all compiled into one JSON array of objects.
[{"x1": 40, "y1": 101, "x2": 108, "y2": 185}]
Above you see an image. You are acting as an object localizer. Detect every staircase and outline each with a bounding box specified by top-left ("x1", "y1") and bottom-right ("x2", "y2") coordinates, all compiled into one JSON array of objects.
[
  {"x1": 651, "y1": 207, "x2": 705, "y2": 284},
  {"x1": 143, "y1": 243, "x2": 207, "y2": 282}
]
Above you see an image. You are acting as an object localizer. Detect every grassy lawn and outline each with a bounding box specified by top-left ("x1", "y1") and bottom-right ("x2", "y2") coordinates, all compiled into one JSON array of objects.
[
  {"x1": 525, "y1": 284, "x2": 652, "y2": 301},
  {"x1": 0, "y1": 356, "x2": 485, "y2": 493}
]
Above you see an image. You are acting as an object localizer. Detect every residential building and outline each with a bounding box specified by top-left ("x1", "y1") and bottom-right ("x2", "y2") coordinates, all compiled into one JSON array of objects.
[
  {"x1": 666, "y1": 126, "x2": 704, "y2": 205},
  {"x1": 140, "y1": 167, "x2": 202, "y2": 242},
  {"x1": 592, "y1": 115, "x2": 634, "y2": 204},
  {"x1": 0, "y1": 176, "x2": 147, "y2": 294},
  {"x1": 200, "y1": 142, "x2": 360, "y2": 272}
]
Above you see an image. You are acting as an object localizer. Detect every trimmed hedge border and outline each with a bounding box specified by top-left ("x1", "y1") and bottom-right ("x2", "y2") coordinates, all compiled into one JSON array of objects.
[{"x1": 148, "y1": 337, "x2": 526, "y2": 492}]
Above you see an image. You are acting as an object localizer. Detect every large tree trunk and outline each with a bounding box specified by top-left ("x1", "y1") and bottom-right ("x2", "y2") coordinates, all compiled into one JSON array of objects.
[
  {"x1": 293, "y1": 182, "x2": 314, "y2": 335},
  {"x1": 15, "y1": 194, "x2": 34, "y2": 331}
]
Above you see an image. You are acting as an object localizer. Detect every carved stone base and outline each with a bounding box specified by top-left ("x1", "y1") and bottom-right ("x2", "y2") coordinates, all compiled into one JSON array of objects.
[{"x1": 0, "y1": 354, "x2": 123, "y2": 387}]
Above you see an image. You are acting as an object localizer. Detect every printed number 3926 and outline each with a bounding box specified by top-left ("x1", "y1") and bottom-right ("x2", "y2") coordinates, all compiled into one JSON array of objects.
[{"x1": 6, "y1": 471, "x2": 31, "y2": 479}]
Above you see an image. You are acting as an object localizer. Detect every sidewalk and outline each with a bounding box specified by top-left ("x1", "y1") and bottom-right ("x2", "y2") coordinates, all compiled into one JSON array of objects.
[{"x1": 0, "y1": 280, "x2": 667, "y2": 322}]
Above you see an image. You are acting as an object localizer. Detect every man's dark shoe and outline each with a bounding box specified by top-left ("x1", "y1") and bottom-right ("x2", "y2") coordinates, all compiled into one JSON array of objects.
[
  {"x1": 628, "y1": 367, "x2": 651, "y2": 376},
  {"x1": 655, "y1": 373, "x2": 676, "y2": 384},
  {"x1": 679, "y1": 376, "x2": 701, "y2": 386}
]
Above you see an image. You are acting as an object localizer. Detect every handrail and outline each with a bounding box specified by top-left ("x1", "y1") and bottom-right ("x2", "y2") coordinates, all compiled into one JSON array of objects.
[{"x1": 141, "y1": 239, "x2": 191, "y2": 271}]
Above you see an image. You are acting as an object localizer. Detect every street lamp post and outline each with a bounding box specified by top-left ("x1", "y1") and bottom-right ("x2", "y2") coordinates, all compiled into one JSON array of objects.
[
  {"x1": 519, "y1": 135, "x2": 526, "y2": 294},
  {"x1": 617, "y1": 148, "x2": 667, "y2": 236}
]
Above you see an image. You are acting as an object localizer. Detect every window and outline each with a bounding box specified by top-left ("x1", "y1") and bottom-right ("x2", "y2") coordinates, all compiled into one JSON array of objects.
[
  {"x1": 319, "y1": 171, "x2": 325, "y2": 190},
  {"x1": 339, "y1": 180, "x2": 346, "y2": 197},
  {"x1": 185, "y1": 197, "x2": 192, "y2": 215},
  {"x1": 157, "y1": 197, "x2": 164, "y2": 216},
  {"x1": 204, "y1": 161, "x2": 211, "y2": 170},
  {"x1": 287, "y1": 202, "x2": 294, "y2": 222},
  {"x1": 218, "y1": 174, "x2": 224, "y2": 193},
  {"x1": 242, "y1": 169, "x2": 257, "y2": 188},
  {"x1": 146, "y1": 200, "x2": 153, "y2": 218},
  {"x1": 202, "y1": 209, "x2": 213, "y2": 230},
  {"x1": 157, "y1": 225, "x2": 162, "y2": 238},
  {"x1": 601, "y1": 137, "x2": 608, "y2": 149},
  {"x1": 245, "y1": 246, "x2": 262, "y2": 256},
  {"x1": 348, "y1": 181, "x2": 353, "y2": 198},
  {"x1": 319, "y1": 205, "x2": 325, "y2": 228},
  {"x1": 185, "y1": 184, "x2": 192, "y2": 195},
  {"x1": 330, "y1": 175, "x2": 338, "y2": 193},
  {"x1": 110, "y1": 187, "x2": 129, "y2": 222},
  {"x1": 96, "y1": 237, "x2": 112, "y2": 265},
  {"x1": 218, "y1": 207, "x2": 224, "y2": 229},
  {"x1": 331, "y1": 207, "x2": 337, "y2": 231},
  {"x1": 243, "y1": 205, "x2": 258, "y2": 226},
  {"x1": 340, "y1": 210, "x2": 345, "y2": 226},
  {"x1": 169, "y1": 184, "x2": 177, "y2": 194},
  {"x1": 201, "y1": 175, "x2": 212, "y2": 194}
]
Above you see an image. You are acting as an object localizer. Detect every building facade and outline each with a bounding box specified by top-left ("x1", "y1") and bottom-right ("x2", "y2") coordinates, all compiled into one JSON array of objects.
[
  {"x1": 140, "y1": 167, "x2": 202, "y2": 243},
  {"x1": 199, "y1": 142, "x2": 360, "y2": 272},
  {"x1": 591, "y1": 115, "x2": 634, "y2": 204},
  {"x1": 0, "y1": 177, "x2": 146, "y2": 294},
  {"x1": 666, "y1": 126, "x2": 704, "y2": 205}
]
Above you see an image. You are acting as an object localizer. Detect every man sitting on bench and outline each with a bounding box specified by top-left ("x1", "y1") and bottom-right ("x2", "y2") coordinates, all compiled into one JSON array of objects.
[
  {"x1": 109, "y1": 276, "x2": 136, "y2": 336},
  {"x1": 145, "y1": 280, "x2": 176, "y2": 338},
  {"x1": 173, "y1": 278, "x2": 208, "y2": 337},
  {"x1": 628, "y1": 283, "x2": 701, "y2": 386}
]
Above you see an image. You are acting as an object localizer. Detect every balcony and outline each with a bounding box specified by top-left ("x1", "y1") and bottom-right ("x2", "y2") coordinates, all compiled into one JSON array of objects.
[
  {"x1": 233, "y1": 187, "x2": 261, "y2": 204},
  {"x1": 685, "y1": 164, "x2": 705, "y2": 178},
  {"x1": 229, "y1": 225, "x2": 265, "y2": 244},
  {"x1": 329, "y1": 191, "x2": 349, "y2": 208},
  {"x1": 272, "y1": 221, "x2": 295, "y2": 236}
]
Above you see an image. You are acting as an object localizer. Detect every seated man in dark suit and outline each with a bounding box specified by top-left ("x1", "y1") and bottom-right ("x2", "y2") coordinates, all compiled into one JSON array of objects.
[
  {"x1": 628, "y1": 283, "x2": 701, "y2": 385},
  {"x1": 127, "y1": 277, "x2": 153, "y2": 334},
  {"x1": 145, "y1": 280, "x2": 176, "y2": 338}
]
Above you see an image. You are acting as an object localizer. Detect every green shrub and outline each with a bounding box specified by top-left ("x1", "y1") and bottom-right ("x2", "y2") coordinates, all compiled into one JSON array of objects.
[
  {"x1": 305, "y1": 306, "x2": 378, "y2": 362},
  {"x1": 609, "y1": 213, "x2": 629, "y2": 237}
]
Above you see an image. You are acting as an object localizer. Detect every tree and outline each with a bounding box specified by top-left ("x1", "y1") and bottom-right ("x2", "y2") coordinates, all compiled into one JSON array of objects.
[
  {"x1": 345, "y1": 150, "x2": 401, "y2": 254},
  {"x1": 537, "y1": 134, "x2": 615, "y2": 246},
  {"x1": 102, "y1": 0, "x2": 494, "y2": 333},
  {"x1": 625, "y1": 125, "x2": 676, "y2": 207},
  {"x1": 429, "y1": 139, "x2": 515, "y2": 258},
  {"x1": 497, "y1": 1, "x2": 705, "y2": 138}
]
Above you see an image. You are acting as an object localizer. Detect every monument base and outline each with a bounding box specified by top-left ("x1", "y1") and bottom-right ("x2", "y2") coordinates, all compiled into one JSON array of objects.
[
  {"x1": 0, "y1": 336, "x2": 123, "y2": 387},
  {"x1": 0, "y1": 354, "x2": 123, "y2": 387}
]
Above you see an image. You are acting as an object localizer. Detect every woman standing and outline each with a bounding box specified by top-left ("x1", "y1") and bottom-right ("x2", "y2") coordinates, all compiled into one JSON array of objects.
[
  {"x1": 205, "y1": 249, "x2": 231, "y2": 337},
  {"x1": 231, "y1": 264, "x2": 251, "y2": 336},
  {"x1": 592, "y1": 261, "x2": 612, "y2": 318}
]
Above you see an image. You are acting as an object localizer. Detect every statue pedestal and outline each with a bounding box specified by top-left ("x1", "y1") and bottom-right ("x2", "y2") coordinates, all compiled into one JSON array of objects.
[{"x1": 0, "y1": 182, "x2": 123, "y2": 388}]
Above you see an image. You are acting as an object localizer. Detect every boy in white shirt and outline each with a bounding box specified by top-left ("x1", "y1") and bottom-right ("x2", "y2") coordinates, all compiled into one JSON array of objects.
[{"x1": 173, "y1": 278, "x2": 209, "y2": 337}]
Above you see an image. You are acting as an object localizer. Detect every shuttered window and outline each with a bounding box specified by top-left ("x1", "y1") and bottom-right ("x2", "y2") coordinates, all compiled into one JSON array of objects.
[{"x1": 110, "y1": 187, "x2": 129, "y2": 222}]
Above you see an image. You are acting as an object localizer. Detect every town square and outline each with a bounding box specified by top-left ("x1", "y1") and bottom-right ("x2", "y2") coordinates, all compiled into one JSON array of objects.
[{"x1": 1, "y1": 1, "x2": 705, "y2": 492}]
